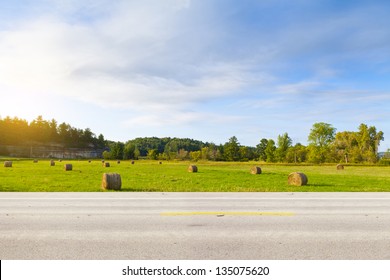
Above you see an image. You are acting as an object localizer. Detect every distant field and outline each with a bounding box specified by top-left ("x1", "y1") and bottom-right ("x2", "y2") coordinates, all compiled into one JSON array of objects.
[{"x1": 1, "y1": 159, "x2": 390, "y2": 192}]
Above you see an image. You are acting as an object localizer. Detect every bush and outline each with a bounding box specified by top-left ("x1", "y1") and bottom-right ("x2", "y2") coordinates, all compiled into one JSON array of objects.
[
  {"x1": 378, "y1": 159, "x2": 390, "y2": 166},
  {"x1": 102, "y1": 150, "x2": 113, "y2": 160}
]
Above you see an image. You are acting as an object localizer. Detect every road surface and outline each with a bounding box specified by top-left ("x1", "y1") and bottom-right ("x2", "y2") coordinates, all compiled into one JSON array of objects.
[{"x1": 1, "y1": 192, "x2": 390, "y2": 259}]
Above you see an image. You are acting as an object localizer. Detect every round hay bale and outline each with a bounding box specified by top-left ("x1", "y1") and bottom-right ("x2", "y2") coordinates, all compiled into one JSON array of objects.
[
  {"x1": 64, "y1": 164, "x2": 73, "y2": 171},
  {"x1": 33, "y1": 160, "x2": 38, "y2": 163},
  {"x1": 159, "y1": 161, "x2": 162, "y2": 165},
  {"x1": 117, "y1": 160, "x2": 121, "y2": 164},
  {"x1": 4, "y1": 161, "x2": 12, "y2": 167},
  {"x1": 188, "y1": 165, "x2": 198, "y2": 173},
  {"x1": 102, "y1": 173, "x2": 122, "y2": 191},
  {"x1": 102, "y1": 160, "x2": 105, "y2": 163},
  {"x1": 250, "y1": 166, "x2": 262, "y2": 175},
  {"x1": 131, "y1": 160, "x2": 135, "y2": 164},
  {"x1": 103, "y1": 162, "x2": 110, "y2": 167},
  {"x1": 337, "y1": 164, "x2": 344, "y2": 170},
  {"x1": 88, "y1": 160, "x2": 91, "y2": 163},
  {"x1": 59, "y1": 159, "x2": 62, "y2": 162},
  {"x1": 50, "y1": 160, "x2": 55, "y2": 166},
  {"x1": 288, "y1": 172, "x2": 308, "y2": 186}
]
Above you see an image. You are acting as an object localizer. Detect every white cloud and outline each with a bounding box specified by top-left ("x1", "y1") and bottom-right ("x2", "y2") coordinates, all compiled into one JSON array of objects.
[
  {"x1": 123, "y1": 111, "x2": 245, "y2": 127},
  {"x1": 0, "y1": 0, "x2": 257, "y2": 115},
  {"x1": 1, "y1": 0, "x2": 390, "y2": 148}
]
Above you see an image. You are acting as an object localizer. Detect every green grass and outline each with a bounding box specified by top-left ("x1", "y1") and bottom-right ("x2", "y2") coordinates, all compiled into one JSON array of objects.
[{"x1": 1, "y1": 159, "x2": 390, "y2": 192}]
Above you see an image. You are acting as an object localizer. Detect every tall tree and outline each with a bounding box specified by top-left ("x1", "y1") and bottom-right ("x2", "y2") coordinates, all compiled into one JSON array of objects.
[
  {"x1": 108, "y1": 142, "x2": 124, "y2": 159},
  {"x1": 286, "y1": 143, "x2": 308, "y2": 163},
  {"x1": 224, "y1": 136, "x2": 240, "y2": 161},
  {"x1": 307, "y1": 122, "x2": 336, "y2": 163},
  {"x1": 358, "y1": 124, "x2": 384, "y2": 162},
  {"x1": 265, "y1": 139, "x2": 276, "y2": 163},
  {"x1": 276, "y1": 133, "x2": 292, "y2": 162},
  {"x1": 256, "y1": 138, "x2": 268, "y2": 162}
]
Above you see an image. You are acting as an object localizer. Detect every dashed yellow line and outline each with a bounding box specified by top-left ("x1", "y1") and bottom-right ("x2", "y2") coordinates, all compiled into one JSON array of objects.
[{"x1": 161, "y1": 211, "x2": 295, "y2": 216}]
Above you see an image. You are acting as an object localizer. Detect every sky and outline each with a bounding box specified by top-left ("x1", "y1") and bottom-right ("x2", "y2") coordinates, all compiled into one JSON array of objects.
[{"x1": 1, "y1": 0, "x2": 390, "y2": 150}]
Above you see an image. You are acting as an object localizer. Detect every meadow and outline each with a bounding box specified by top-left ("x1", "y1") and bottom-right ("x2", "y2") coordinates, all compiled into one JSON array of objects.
[{"x1": 1, "y1": 159, "x2": 390, "y2": 192}]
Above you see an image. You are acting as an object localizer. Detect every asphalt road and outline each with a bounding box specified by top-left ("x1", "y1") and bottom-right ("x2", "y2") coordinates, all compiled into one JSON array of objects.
[{"x1": 1, "y1": 192, "x2": 390, "y2": 259}]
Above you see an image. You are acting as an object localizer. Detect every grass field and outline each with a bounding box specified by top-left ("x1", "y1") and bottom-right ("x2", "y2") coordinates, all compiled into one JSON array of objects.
[{"x1": 1, "y1": 159, "x2": 390, "y2": 192}]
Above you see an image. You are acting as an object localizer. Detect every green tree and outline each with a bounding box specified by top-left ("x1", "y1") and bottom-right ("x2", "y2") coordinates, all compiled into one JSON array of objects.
[
  {"x1": 201, "y1": 147, "x2": 209, "y2": 160},
  {"x1": 239, "y1": 146, "x2": 249, "y2": 161},
  {"x1": 256, "y1": 138, "x2": 268, "y2": 162},
  {"x1": 97, "y1": 134, "x2": 106, "y2": 149},
  {"x1": 275, "y1": 133, "x2": 292, "y2": 162},
  {"x1": 307, "y1": 122, "x2": 336, "y2": 163},
  {"x1": 102, "y1": 150, "x2": 112, "y2": 160},
  {"x1": 358, "y1": 124, "x2": 384, "y2": 162},
  {"x1": 30, "y1": 115, "x2": 51, "y2": 143},
  {"x1": 109, "y1": 142, "x2": 124, "y2": 160},
  {"x1": 224, "y1": 136, "x2": 240, "y2": 161},
  {"x1": 286, "y1": 143, "x2": 308, "y2": 163},
  {"x1": 147, "y1": 149, "x2": 158, "y2": 160},
  {"x1": 124, "y1": 143, "x2": 136, "y2": 159},
  {"x1": 334, "y1": 124, "x2": 384, "y2": 163},
  {"x1": 177, "y1": 149, "x2": 189, "y2": 160},
  {"x1": 190, "y1": 151, "x2": 201, "y2": 161},
  {"x1": 134, "y1": 148, "x2": 141, "y2": 160},
  {"x1": 265, "y1": 139, "x2": 276, "y2": 163},
  {"x1": 334, "y1": 131, "x2": 359, "y2": 163}
]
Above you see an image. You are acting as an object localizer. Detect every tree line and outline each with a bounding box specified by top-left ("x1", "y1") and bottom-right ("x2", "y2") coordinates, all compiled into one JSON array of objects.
[
  {"x1": 0, "y1": 116, "x2": 106, "y2": 149},
  {"x1": 0, "y1": 116, "x2": 386, "y2": 163},
  {"x1": 105, "y1": 122, "x2": 385, "y2": 164}
]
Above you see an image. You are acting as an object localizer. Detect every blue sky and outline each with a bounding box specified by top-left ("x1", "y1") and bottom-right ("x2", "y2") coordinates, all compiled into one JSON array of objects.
[{"x1": 1, "y1": 0, "x2": 390, "y2": 150}]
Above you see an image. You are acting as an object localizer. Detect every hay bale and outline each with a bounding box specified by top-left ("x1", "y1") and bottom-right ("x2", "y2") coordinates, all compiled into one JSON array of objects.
[
  {"x1": 33, "y1": 160, "x2": 38, "y2": 163},
  {"x1": 103, "y1": 162, "x2": 110, "y2": 167},
  {"x1": 337, "y1": 164, "x2": 344, "y2": 170},
  {"x1": 131, "y1": 160, "x2": 135, "y2": 164},
  {"x1": 159, "y1": 161, "x2": 162, "y2": 165},
  {"x1": 250, "y1": 166, "x2": 262, "y2": 175},
  {"x1": 117, "y1": 160, "x2": 120, "y2": 164},
  {"x1": 4, "y1": 161, "x2": 12, "y2": 167},
  {"x1": 88, "y1": 160, "x2": 91, "y2": 163},
  {"x1": 102, "y1": 173, "x2": 122, "y2": 191},
  {"x1": 50, "y1": 160, "x2": 55, "y2": 166},
  {"x1": 288, "y1": 172, "x2": 308, "y2": 186},
  {"x1": 64, "y1": 164, "x2": 73, "y2": 171},
  {"x1": 188, "y1": 165, "x2": 198, "y2": 173}
]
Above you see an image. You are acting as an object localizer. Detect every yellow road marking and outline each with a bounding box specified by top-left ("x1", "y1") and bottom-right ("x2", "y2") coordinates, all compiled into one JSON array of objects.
[{"x1": 161, "y1": 211, "x2": 295, "y2": 216}]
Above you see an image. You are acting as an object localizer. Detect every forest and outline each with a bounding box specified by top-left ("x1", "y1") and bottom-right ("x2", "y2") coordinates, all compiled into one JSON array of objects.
[
  {"x1": 0, "y1": 116, "x2": 387, "y2": 164},
  {"x1": 0, "y1": 116, "x2": 106, "y2": 149}
]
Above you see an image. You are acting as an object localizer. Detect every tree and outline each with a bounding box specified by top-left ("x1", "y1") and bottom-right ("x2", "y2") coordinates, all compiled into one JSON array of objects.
[
  {"x1": 206, "y1": 143, "x2": 221, "y2": 161},
  {"x1": 109, "y1": 142, "x2": 124, "y2": 160},
  {"x1": 30, "y1": 115, "x2": 51, "y2": 143},
  {"x1": 97, "y1": 134, "x2": 106, "y2": 149},
  {"x1": 334, "y1": 131, "x2": 359, "y2": 163},
  {"x1": 147, "y1": 149, "x2": 158, "y2": 160},
  {"x1": 201, "y1": 147, "x2": 209, "y2": 160},
  {"x1": 224, "y1": 136, "x2": 240, "y2": 161},
  {"x1": 177, "y1": 149, "x2": 189, "y2": 160},
  {"x1": 239, "y1": 146, "x2": 249, "y2": 161},
  {"x1": 256, "y1": 138, "x2": 268, "y2": 162},
  {"x1": 190, "y1": 151, "x2": 201, "y2": 161},
  {"x1": 275, "y1": 133, "x2": 292, "y2": 162},
  {"x1": 357, "y1": 124, "x2": 384, "y2": 163},
  {"x1": 334, "y1": 124, "x2": 384, "y2": 163},
  {"x1": 286, "y1": 143, "x2": 308, "y2": 163},
  {"x1": 307, "y1": 122, "x2": 336, "y2": 163},
  {"x1": 265, "y1": 139, "x2": 276, "y2": 163},
  {"x1": 102, "y1": 150, "x2": 112, "y2": 160},
  {"x1": 124, "y1": 143, "x2": 136, "y2": 159}
]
